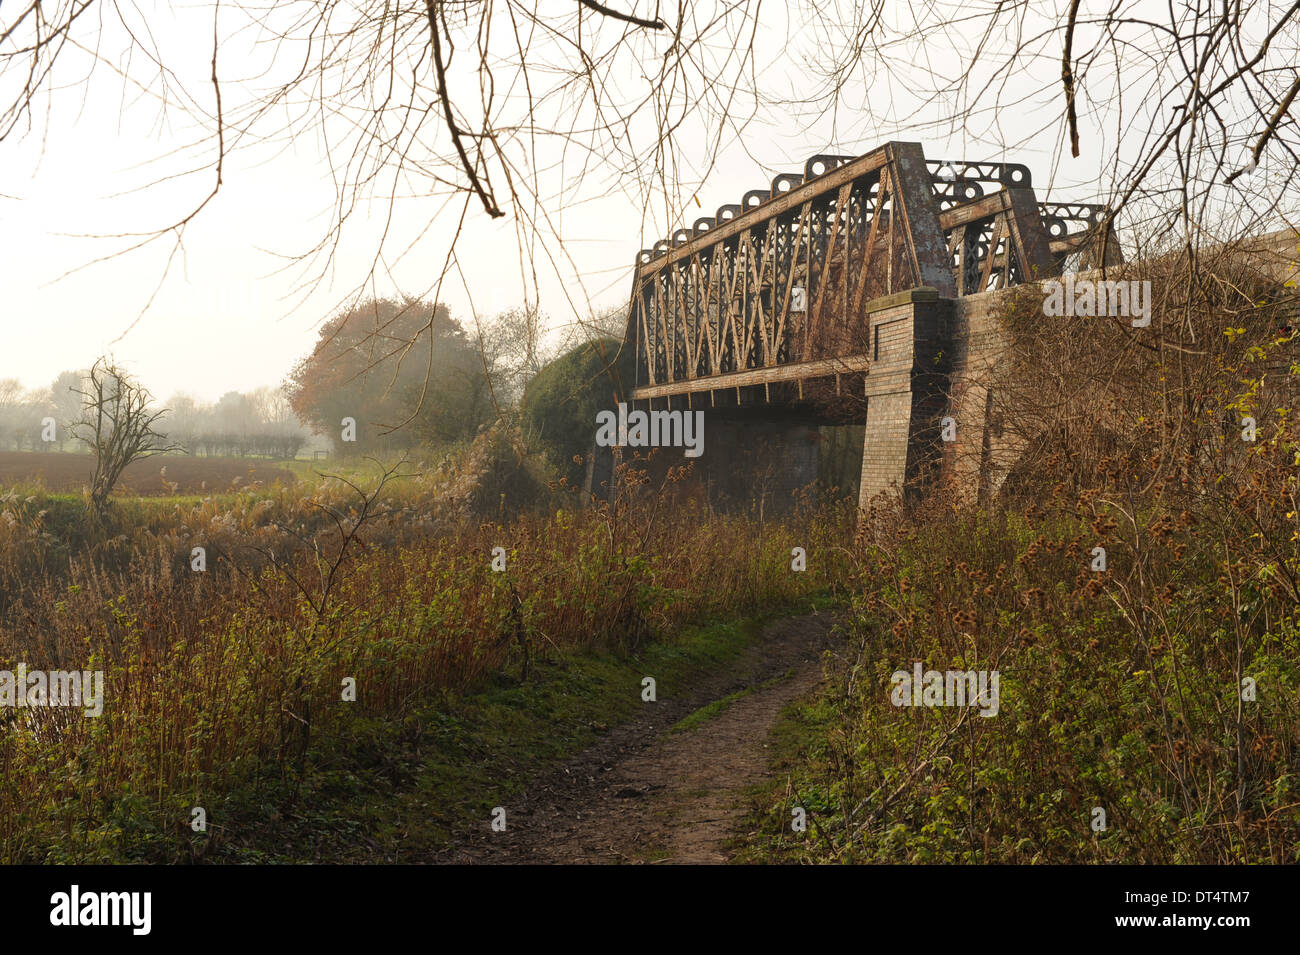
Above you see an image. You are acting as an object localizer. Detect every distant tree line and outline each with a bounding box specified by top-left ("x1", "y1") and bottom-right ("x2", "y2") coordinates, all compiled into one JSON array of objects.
[
  {"x1": 0, "y1": 296, "x2": 624, "y2": 463},
  {"x1": 0, "y1": 372, "x2": 311, "y2": 459},
  {"x1": 0, "y1": 371, "x2": 86, "y2": 451},
  {"x1": 161, "y1": 387, "x2": 310, "y2": 458}
]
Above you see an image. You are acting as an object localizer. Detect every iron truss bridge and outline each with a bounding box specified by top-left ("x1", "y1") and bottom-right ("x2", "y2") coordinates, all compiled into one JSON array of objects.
[{"x1": 625, "y1": 141, "x2": 1120, "y2": 402}]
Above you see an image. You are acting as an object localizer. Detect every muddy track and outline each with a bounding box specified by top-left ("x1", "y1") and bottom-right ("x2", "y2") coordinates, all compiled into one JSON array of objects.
[{"x1": 434, "y1": 612, "x2": 837, "y2": 864}]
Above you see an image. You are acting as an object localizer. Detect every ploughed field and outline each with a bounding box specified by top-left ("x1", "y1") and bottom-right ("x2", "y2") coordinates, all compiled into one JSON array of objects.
[{"x1": 0, "y1": 450, "x2": 298, "y2": 494}]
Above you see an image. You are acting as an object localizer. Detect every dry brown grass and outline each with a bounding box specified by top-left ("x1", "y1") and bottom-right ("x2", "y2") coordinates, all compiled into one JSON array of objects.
[{"x1": 0, "y1": 456, "x2": 851, "y2": 862}]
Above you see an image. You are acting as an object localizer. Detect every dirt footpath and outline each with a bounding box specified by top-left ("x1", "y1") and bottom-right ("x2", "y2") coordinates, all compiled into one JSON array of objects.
[{"x1": 435, "y1": 612, "x2": 836, "y2": 864}]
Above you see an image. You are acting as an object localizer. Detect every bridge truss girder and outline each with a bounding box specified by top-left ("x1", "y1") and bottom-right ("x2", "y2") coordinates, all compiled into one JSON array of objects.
[{"x1": 626, "y1": 140, "x2": 1120, "y2": 399}]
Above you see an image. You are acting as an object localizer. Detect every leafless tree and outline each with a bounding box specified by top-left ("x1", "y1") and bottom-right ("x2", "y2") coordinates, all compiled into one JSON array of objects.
[{"x1": 71, "y1": 357, "x2": 181, "y2": 516}]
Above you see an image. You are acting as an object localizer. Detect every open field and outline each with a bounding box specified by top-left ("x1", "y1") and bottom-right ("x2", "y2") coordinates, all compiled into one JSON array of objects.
[{"x1": 0, "y1": 450, "x2": 298, "y2": 495}]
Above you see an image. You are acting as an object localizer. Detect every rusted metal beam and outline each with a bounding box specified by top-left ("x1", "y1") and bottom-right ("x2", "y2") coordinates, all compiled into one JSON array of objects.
[
  {"x1": 636, "y1": 144, "x2": 894, "y2": 277},
  {"x1": 888, "y1": 142, "x2": 958, "y2": 296},
  {"x1": 937, "y1": 187, "x2": 1055, "y2": 287},
  {"x1": 1000, "y1": 186, "x2": 1055, "y2": 283},
  {"x1": 634, "y1": 354, "x2": 872, "y2": 399}
]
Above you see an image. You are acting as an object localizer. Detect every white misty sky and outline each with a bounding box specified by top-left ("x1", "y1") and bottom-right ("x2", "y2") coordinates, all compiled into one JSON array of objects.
[{"x1": 0, "y1": 0, "x2": 1273, "y2": 403}]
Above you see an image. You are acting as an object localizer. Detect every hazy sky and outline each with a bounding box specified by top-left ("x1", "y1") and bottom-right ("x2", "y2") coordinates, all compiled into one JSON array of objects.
[{"x1": 0, "y1": 0, "x2": 1278, "y2": 403}]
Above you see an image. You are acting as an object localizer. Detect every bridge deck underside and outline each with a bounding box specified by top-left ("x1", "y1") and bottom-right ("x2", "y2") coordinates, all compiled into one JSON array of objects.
[{"x1": 633, "y1": 354, "x2": 871, "y2": 404}]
